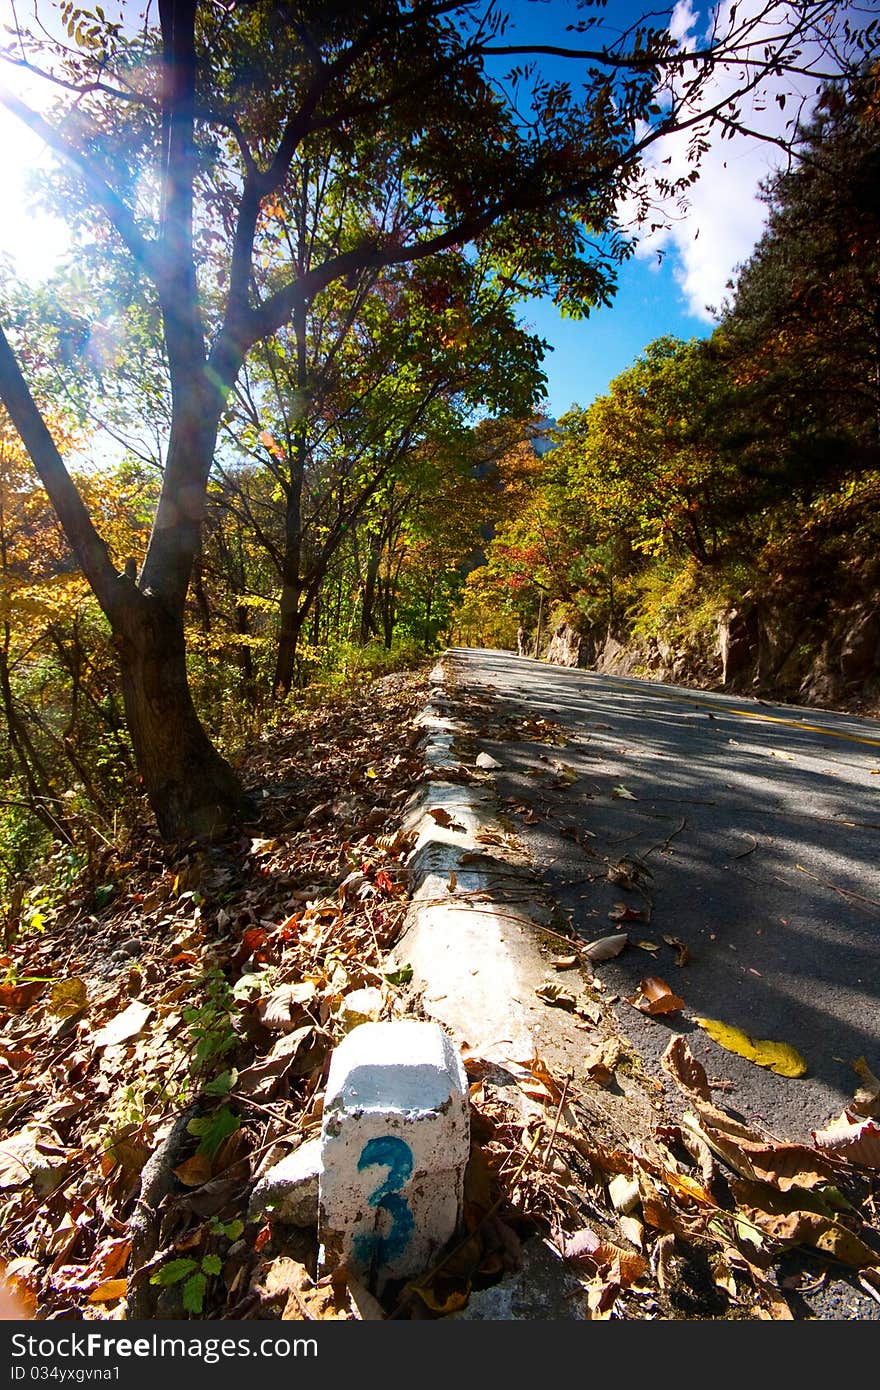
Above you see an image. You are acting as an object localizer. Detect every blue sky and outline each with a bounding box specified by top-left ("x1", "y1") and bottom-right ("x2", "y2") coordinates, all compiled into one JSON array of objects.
[
  {"x1": 519, "y1": 258, "x2": 717, "y2": 422},
  {"x1": 495, "y1": 0, "x2": 719, "y2": 418},
  {"x1": 493, "y1": 0, "x2": 830, "y2": 418}
]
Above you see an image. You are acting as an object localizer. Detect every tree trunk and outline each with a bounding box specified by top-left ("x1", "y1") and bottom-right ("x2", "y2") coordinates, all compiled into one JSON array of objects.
[
  {"x1": 271, "y1": 291, "x2": 310, "y2": 696},
  {"x1": 359, "y1": 539, "x2": 382, "y2": 644},
  {"x1": 274, "y1": 578, "x2": 305, "y2": 696},
  {"x1": 116, "y1": 589, "x2": 247, "y2": 839}
]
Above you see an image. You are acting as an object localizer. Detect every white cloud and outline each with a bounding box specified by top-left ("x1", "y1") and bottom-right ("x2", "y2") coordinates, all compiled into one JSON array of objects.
[
  {"x1": 624, "y1": 1, "x2": 838, "y2": 320},
  {"x1": 669, "y1": 0, "x2": 699, "y2": 48}
]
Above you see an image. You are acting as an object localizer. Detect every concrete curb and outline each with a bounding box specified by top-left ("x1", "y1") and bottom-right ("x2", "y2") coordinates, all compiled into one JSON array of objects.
[
  {"x1": 389, "y1": 658, "x2": 547, "y2": 1063},
  {"x1": 367, "y1": 653, "x2": 666, "y2": 1318},
  {"x1": 390, "y1": 654, "x2": 661, "y2": 1106}
]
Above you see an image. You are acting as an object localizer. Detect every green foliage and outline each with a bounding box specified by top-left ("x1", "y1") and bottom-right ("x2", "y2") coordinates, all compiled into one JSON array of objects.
[
  {"x1": 458, "y1": 74, "x2": 880, "y2": 687},
  {"x1": 147, "y1": 1209, "x2": 246, "y2": 1315},
  {"x1": 182, "y1": 969, "x2": 239, "y2": 1079},
  {"x1": 186, "y1": 1105, "x2": 241, "y2": 1160}
]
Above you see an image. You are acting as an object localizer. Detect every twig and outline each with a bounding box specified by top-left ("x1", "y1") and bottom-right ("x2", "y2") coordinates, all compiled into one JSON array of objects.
[
  {"x1": 542, "y1": 1071, "x2": 572, "y2": 1170},
  {"x1": 127, "y1": 1103, "x2": 201, "y2": 1318},
  {"x1": 642, "y1": 817, "x2": 687, "y2": 858},
  {"x1": 795, "y1": 863, "x2": 880, "y2": 910}
]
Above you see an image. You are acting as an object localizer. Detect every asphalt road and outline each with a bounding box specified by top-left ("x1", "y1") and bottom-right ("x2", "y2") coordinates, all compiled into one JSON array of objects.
[{"x1": 447, "y1": 647, "x2": 880, "y2": 1144}]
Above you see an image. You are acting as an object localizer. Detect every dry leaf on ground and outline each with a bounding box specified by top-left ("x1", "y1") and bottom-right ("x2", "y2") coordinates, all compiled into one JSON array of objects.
[
  {"x1": 852, "y1": 1057, "x2": 880, "y2": 1118},
  {"x1": 661, "y1": 1036, "x2": 711, "y2": 1099},
  {"x1": 92, "y1": 1001, "x2": 153, "y2": 1049},
  {"x1": 583, "y1": 932, "x2": 628, "y2": 962},
  {"x1": 811, "y1": 1112, "x2": 880, "y2": 1167},
  {"x1": 627, "y1": 976, "x2": 684, "y2": 1015}
]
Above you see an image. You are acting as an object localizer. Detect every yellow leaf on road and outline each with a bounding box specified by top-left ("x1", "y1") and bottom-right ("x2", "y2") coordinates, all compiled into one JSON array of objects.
[{"x1": 695, "y1": 1017, "x2": 807, "y2": 1077}]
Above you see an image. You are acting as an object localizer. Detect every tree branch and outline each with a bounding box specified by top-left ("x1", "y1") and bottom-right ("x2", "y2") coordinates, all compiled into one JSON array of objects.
[{"x1": 0, "y1": 325, "x2": 125, "y2": 622}]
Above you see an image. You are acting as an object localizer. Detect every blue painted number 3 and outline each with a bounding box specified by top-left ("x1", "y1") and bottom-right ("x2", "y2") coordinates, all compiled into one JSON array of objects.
[{"x1": 353, "y1": 1135, "x2": 415, "y2": 1269}]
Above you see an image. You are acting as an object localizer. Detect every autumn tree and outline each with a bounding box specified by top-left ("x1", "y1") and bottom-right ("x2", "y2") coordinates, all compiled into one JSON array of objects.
[
  {"x1": 715, "y1": 68, "x2": 880, "y2": 507},
  {"x1": 0, "y1": 0, "x2": 871, "y2": 837},
  {"x1": 218, "y1": 242, "x2": 544, "y2": 693}
]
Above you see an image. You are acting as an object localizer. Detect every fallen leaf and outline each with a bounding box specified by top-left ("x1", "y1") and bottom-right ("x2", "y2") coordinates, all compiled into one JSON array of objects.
[
  {"x1": 235, "y1": 1025, "x2": 315, "y2": 1098},
  {"x1": 92, "y1": 1001, "x2": 153, "y2": 1049},
  {"x1": 852, "y1": 1057, "x2": 880, "y2": 1118},
  {"x1": 811, "y1": 1112, "x2": 880, "y2": 1167},
  {"x1": 608, "y1": 1173, "x2": 640, "y2": 1214},
  {"x1": 0, "y1": 1050, "x2": 32, "y2": 1075},
  {"x1": 695, "y1": 1017, "x2": 807, "y2": 1077},
  {"x1": 755, "y1": 1210, "x2": 878, "y2": 1267},
  {"x1": 551, "y1": 954, "x2": 579, "y2": 970},
  {"x1": 88, "y1": 1278, "x2": 127, "y2": 1303},
  {"x1": 0, "y1": 979, "x2": 46, "y2": 1012},
  {"x1": 585, "y1": 1280, "x2": 617, "y2": 1318},
  {"x1": 608, "y1": 903, "x2": 648, "y2": 923},
  {"x1": 258, "y1": 982, "x2": 318, "y2": 1032},
  {"x1": 173, "y1": 1153, "x2": 214, "y2": 1187},
  {"x1": 611, "y1": 785, "x2": 637, "y2": 800},
  {"x1": 411, "y1": 1280, "x2": 470, "y2": 1314},
  {"x1": 660, "y1": 1037, "x2": 711, "y2": 1099},
  {"x1": 618, "y1": 1216, "x2": 644, "y2": 1249},
  {"x1": 583, "y1": 932, "x2": 628, "y2": 962},
  {"x1": 110, "y1": 1135, "x2": 151, "y2": 1173},
  {"x1": 561, "y1": 1227, "x2": 602, "y2": 1262},
  {"x1": 49, "y1": 977, "x2": 88, "y2": 1019},
  {"x1": 597, "y1": 1244, "x2": 648, "y2": 1287},
  {"x1": 249, "y1": 837, "x2": 280, "y2": 856},
  {"x1": 585, "y1": 1040, "x2": 621, "y2": 1087},
  {"x1": 85, "y1": 1238, "x2": 130, "y2": 1283},
  {"x1": 535, "y1": 981, "x2": 577, "y2": 1011},
  {"x1": 627, "y1": 976, "x2": 684, "y2": 1015},
  {"x1": 475, "y1": 752, "x2": 501, "y2": 770},
  {"x1": 662, "y1": 935, "x2": 691, "y2": 966},
  {"x1": 635, "y1": 939, "x2": 660, "y2": 953},
  {"x1": 428, "y1": 806, "x2": 455, "y2": 826},
  {"x1": 685, "y1": 1111, "x2": 836, "y2": 1191},
  {"x1": 0, "y1": 1258, "x2": 39, "y2": 1317},
  {"x1": 568, "y1": 1228, "x2": 649, "y2": 1288},
  {"x1": 662, "y1": 1169, "x2": 717, "y2": 1209},
  {"x1": 0, "y1": 1125, "x2": 69, "y2": 1193}
]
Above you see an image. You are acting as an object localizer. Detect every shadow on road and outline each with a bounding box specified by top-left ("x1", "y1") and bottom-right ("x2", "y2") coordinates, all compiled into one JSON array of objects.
[{"x1": 449, "y1": 647, "x2": 880, "y2": 1140}]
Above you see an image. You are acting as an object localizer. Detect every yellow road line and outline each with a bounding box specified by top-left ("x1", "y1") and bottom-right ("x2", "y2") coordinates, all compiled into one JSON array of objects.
[
  {"x1": 595, "y1": 675, "x2": 880, "y2": 749},
  {"x1": 719, "y1": 705, "x2": 880, "y2": 749}
]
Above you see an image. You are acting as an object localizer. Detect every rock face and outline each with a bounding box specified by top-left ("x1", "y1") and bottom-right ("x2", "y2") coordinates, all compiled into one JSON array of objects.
[
  {"x1": 540, "y1": 582, "x2": 880, "y2": 715},
  {"x1": 839, "y1": 605, "x2": 880, "y2": 683},
  {"x1": 543, "y1": 624, "x2": 595, "y2": 668},
  {"x1": 717, "y1": 607, "x2": 758, "y2": 686}
]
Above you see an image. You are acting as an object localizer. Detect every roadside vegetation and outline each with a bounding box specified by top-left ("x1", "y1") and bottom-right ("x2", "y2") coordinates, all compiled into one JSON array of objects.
[
  {"x1": 462, "y1": 72, "x2": 880, "y2": 709},
  {"x1": 0, "y1": 1, "x2": 877, "y2": 1321}
]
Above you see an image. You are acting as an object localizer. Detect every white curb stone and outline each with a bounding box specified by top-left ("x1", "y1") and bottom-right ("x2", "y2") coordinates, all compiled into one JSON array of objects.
[
  {"x1": 318, "y1": 1020, "x2": 469, "y2": 1291},
  {"x1": 248, "y1": 1137, "x2": 322, "y2": 1226}
]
